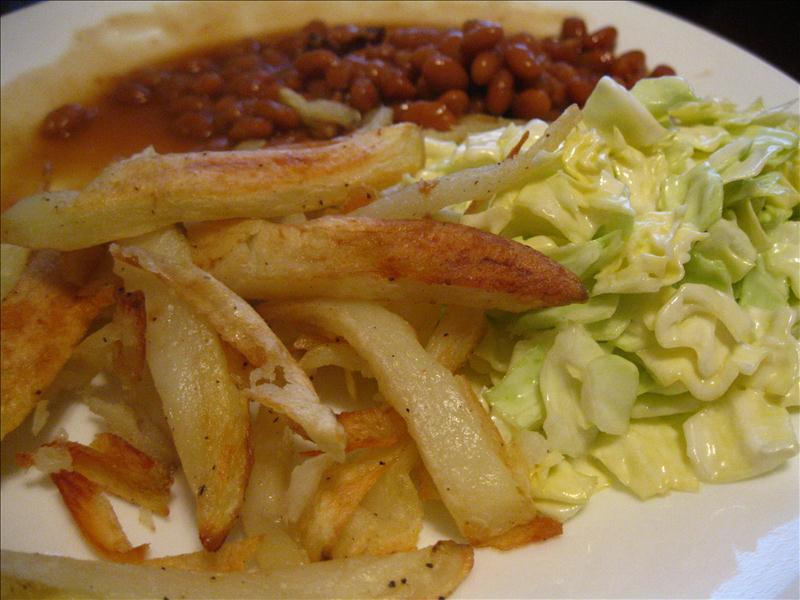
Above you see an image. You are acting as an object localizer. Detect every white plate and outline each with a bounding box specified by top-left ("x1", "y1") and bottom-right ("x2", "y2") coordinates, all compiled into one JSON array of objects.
[{"x1": 1, "y1": 2, "x2": 798, "y2": 598}]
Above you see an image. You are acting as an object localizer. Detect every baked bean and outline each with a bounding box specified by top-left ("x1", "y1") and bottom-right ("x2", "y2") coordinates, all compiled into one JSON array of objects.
[
  {"x1": 439, "y1": 89, "x2": 469, "y2": 117},
  {"x1": 584, "y1": 26, "x2": 617, "y2": 51},
  {"x1": 505, "y1": 43, "x2": 542, "y2": 81},
  {"x1": 578, "y1": 49, "x2": 614, "y2": 73},
  {"x1": 566, "y1": 78, "x2": 594, "y2": 106},
  {"x1": 252, "y1": 99, "x2": 301, "y2": 130},
  {"x1": 388, "y1": 27, "x2": 443, "y2": 49},
  {"x1": 295, "y1": 49, "x2": 338, "y2": 78},
  {"x1": 190, "y1": 71, "x2": 224, "y2": 95},
  {"x1": 41, "y1": 103, "x2": 96, "y2": 139},
  {"x1": 422, "y1": 53, "x2": 469, "y2": 92},
  {"x1": 325, "y1": 60, "x2": 354, "y2": 90},
  {"x1": 173, "y1": 111, "x2": 214, "y2": 139},
  {"x1": 378, "y1": 68, "x2": 417, "y2": 100},
  {"x1": 348, "y1": 76, "x2": 379, "y2": 112},
  {"x1": 486, "y1": 69, "x2": 514, "y2": 115},
  {"x1": 228, "y1": 115, "x2": 274, "y2": 141},
  {"x1": 650, "y1": 64, "x2": 677, "y2": 77},
  {"x1": 470, "y1": 50, "x2": 503, "y2": 86},
  {"x1": 113, "y1": 81, "x2": 152, "y2": 105},
  {"x1": 462, "y1": 20, "x2": 504, "y2": 56},
  {"x1": 42, "y1": 18, "x2": 676, "y2": 147},
  {"x1": 561, "y1": 17, "x2": 587, "y2": 40},
  {"x1": 394, "y1": 100, "x2": 456, "y2": 130},
  {"x1": 437, "y1": 30, "x2": 464, "y2": 63},
  {"x1": 513, "y1": 88, "x2": 551, "y2": 119}
]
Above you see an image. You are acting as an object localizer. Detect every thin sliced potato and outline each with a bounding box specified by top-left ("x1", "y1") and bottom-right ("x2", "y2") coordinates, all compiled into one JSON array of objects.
[
  {"x1": 352, "y1": 105, "x2": 580, "y2": 219},
  {"x1": 296, "y1": 445, "x2": 407, "y2": 561},
  {"x1": 111, "y1": 290, "x2": 147, "y2": 386},
  {"x1": 143, "y1": 536, "x2": 263, "y2": 572},
  {"x1": 21, "y1": 434, "x2": 172, "y2": 516},
  {"x1": 111, "y1": 241, "x2": 345, "y2": 459},
  {"x1": 0, "y1": 541, "x2": 473, "y2": 599},
  {"x1": 261, "y1": 300, "x2": 539, "y2": 544},
  {"x1": 331, "y1": 445, "x2": 422, "y2": 558},
  {"x1": 425, "y1": 306, "x2": 487, "y2": 372},
  {"x1": 50, "y1": 470, "x2": 147, "y2": 563},
  {"x1": 189, "y1": 216, "x2": 586, "y2": 312},
  {"x1": 115, "y1": 229, "x2": 251, "y2": 551},
  {"x1": 473, "y1": 516, "x2": 562, "y2": 550},
  {"x1": 1, "y1": 250, "x2": 113, "y2": 439},
  {"x1": 1, "y1": 124, "x2": 424, "y2": 251}
]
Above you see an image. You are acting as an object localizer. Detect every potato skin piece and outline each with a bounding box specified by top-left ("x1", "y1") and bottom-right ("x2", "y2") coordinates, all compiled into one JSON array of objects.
[{"x1": 190, "y1": 216, "x2": 587, "y2": 312}]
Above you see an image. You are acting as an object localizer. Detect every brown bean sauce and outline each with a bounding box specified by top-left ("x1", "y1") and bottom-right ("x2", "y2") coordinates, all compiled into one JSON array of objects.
[{"x1": 8, "y1": 18, "x2": 675, "y2": 206}]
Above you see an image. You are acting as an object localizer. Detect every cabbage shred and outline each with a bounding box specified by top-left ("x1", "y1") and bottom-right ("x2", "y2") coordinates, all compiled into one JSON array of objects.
[{"x1": 424, "y1": 76, "x2": 799, "y2": 518}]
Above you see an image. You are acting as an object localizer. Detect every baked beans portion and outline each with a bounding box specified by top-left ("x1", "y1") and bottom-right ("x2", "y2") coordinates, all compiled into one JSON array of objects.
[{"x1": 42, "y1": 18, "x2": 675, "y2": 145}]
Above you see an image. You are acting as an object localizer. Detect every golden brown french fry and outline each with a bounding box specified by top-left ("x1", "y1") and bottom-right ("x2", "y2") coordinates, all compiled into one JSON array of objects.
[
  {"x1": 1, "y1": 124, "x2": 424, "y2": 251},
  {"x1": 115, "y1": 229, "x2": 251, "y2": 551},
  {"x1": 21, "y1": 434, "x2": 172, "y2": 516},
  {"x1": 425, "y1": 306, "x2": 487, "y2": 372},
  {"x1": 1, "y1": 250, "x2": 112, "y2": 439},
  {"x1": 143, "y1": 536, "x2": 263, "y2": 572},
  {"x1": 331, "y1": 445, "x2": 422, "y2": 558},
  {"x1": 473, "y1": 516, "x2": 563, "y2": 550},
  {"x1": 296, "y1": 445, "x2": 407, "y2": 561},
  {"x1": 352, "y1": 105, "x2": 580, "y2": 219},
  {"x1": 50, "y1": 470, "x2": 148, "y2": 563},
  {"x1": 189, "y1": 216, "x2": 586, "y2": 312},
  {"x1": 111, "y1": 241, "x2": 345, "y2": 459},
  {"x1": 111, "y1": 290, "x2": 147, "y2": 386},
  {"x1": 1, "y1": 541, "x2": 473, "y2": 599},
  {"x1": 261, "y1": 300, "x2": 539, "y2": 544}
]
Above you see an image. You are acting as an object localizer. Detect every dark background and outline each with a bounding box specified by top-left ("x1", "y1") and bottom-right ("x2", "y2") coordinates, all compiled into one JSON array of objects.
[{"x1": 1, "y1": 1, "x2": 798, "y2": 82}]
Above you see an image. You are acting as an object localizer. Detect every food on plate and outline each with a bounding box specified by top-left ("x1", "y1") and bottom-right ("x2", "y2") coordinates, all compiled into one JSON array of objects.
[
  {"x1": 1, "y1": 3, "x2": 798, "y2": 598},
  {"x1": 186, "y1": 215, "x2": 586, "y2": 312},
  {"x1": 1, "y1": 123, "x2": 423, "y2": 250}
]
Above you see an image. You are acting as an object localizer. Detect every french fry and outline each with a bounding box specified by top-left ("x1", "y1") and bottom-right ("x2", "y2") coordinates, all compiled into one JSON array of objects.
[
  {"x1": 50, "y1": 470, "x2": 148, "y2": 563},
  {"x1": 331, "y1": 444, "x2": 422, "y2": 558},
  {"x1": 240, "y1": 408, "x2": 293, "y2": 535},
  {"x1": 261, "y1": 300, "x2": 539, "y2": 544},
  {"x1": 1, "y1": 124, "x2": 424, "y2": 251},
  {"x1": 21, "y1": 434, "x2": 172, "y2": 516},
  {"x1": 143, "y1": 536, "x2": 263, "y2": 572},
  {"x1": 473, "y1": 516, "x2": 562, "y2": 550},
  {"x1": 296, "y1": 445, "x2": 407, "y2": 561},
  {"x1": 425, "y1": 306, "x2": 487, "y2": 372},
  {"x1": 111, "y1": 290, "x2": 147, "y2": 386},
  {"x1": 1, "y1": 541, "x2": 473, "y2": 599},
  {"x1": 1, "y1": 250, "x2": 112, "y2": 439},
  {"x1": 352, "y1": 105, "x2": 580, "y2": 219},
  {"x1": 115, "y1": 229, "x2": 251, "y2": 551},
  {"x1": 111, "y1": 240, "x2": 346, "y2": 459},
  {"x1": 298, "y1": 342, "x2": 373, "y2": 377},
  {"x1": 189, "y1": 216, "x2": 586, "y2": 312},
  {"x1": 0, "y1": 243, "x2": 29, "y2": 300}
]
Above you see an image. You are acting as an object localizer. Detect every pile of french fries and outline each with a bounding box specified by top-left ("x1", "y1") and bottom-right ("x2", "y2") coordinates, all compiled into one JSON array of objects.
[{"x1": 1, "y1": 110, "x2": 584, "y2": 598}]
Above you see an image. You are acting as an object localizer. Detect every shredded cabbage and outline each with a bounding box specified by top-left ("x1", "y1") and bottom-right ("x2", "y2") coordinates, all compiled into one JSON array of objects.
[{"x1": 423, "y1": 75, "x2": 799, "y2": 509}]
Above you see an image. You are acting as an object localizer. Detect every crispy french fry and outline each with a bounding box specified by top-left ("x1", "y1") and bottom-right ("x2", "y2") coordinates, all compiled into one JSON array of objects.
[
  {"x1": 111, "y1": 241, "x2": 346, "y2": 459},
  {"x1": 331, "y1": 445, "x2": 422, "y2": 558},
  {"x1": 22, "y1": 434, "x2": 172, "y2": 516},
  {"x1": 261, "y1": 300, "x2": 539, "y2": 544},
  {"x1": 290, "y1": 406, "x2": 408, "y2": 455},
  {"x1": 111, "y1": 290, "x2": 147, "y2": 386},
  {"x1": 115, "y1": 229, "x2": 251, "y2": 551},
  {"x1": 1, "y1": 250, "x2": 112, "y2": 439},
  {"x1": 296, "y1": 445, "x2": 406, "y2": 561},
  {"x1": 425, "y1": 306, "x2": 487, "y2": 372},
  {"x1": 143, "y1": 536, "x2": 263, "y2": 572},
  {"x1": 1, "y1": 124, "x2": 424, "y2": 251},
  {"x1": 189, "y1": 216, "x2": 586, "y2": 312},
  {"x1": 352, "y1": 105, "x2": 580, "y2": 219},
  {"x1": 50, "y1": 470, "x2": 148, "y2": 563},
  {"x1": 1, "y1": 541, "x2": 473, "y2": 599},
  {"x1": 473, "y1": 516, "x2": 562, "y2": 550}
]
